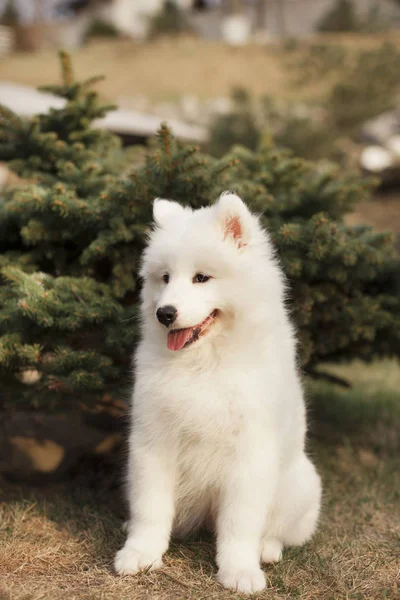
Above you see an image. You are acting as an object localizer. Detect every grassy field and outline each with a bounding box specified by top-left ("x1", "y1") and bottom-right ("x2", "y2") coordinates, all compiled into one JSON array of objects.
[
  {"x1": 1, "y1": 360, "x2": 399, "y2": 600},
  {"x1": 2, "y1": 34, "x2": 400, "y2": 103}
]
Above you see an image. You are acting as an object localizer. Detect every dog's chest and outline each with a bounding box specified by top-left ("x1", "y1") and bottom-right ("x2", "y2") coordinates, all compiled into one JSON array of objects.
[{"x1": 156, "y1": 365, "x2": 263, "y2": 442}]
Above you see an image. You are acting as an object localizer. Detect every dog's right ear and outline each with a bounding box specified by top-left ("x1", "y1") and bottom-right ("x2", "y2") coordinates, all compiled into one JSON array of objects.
[{"x1": 153, "y1": 199, "x2": 184, "y2": 228}]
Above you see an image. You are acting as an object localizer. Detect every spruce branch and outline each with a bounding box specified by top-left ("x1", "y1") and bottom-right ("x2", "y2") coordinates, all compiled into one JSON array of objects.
[
  {"x1": 59, "y1": 50, "x2": 74, "y2": 87},
  {"x1": 0, "y1": 104, "x2": 25, "y2": 131}
]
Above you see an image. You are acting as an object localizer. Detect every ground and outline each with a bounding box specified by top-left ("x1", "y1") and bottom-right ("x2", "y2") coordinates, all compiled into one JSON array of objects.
[
  {"x1": 346, "y1": 191, "x2": 400, "y2": 234},
  {"x1": 1, "y1": 360, "x2": 399, "y2": 600}
]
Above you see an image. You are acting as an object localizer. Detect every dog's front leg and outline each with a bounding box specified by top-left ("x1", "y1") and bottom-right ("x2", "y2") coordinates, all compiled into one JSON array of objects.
[
  {"x1": 115, "y1": 429, "x2": 177, "y2": 575},
  {"x1": 216, "y1": 440, "x2": 277, "y2": 594}
]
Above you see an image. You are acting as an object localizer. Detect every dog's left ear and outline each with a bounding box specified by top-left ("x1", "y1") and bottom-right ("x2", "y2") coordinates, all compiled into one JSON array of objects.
[
  {"x1": 153, "y1": 198, "x2": 184, "y2": 227},
  {"x1": 215, "y1": 192, "x2": 251, "y2": 248}
]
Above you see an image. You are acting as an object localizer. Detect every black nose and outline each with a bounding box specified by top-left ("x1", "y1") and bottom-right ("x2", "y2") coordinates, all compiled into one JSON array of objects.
[{"x1": 156, "y1": 305, "x2": 177, "y2": 327}]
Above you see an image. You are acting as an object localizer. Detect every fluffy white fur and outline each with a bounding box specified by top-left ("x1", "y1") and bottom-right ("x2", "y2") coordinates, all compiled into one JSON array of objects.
[{"x1": 115, "y1": 193, "x2": 322, "y2": 593}]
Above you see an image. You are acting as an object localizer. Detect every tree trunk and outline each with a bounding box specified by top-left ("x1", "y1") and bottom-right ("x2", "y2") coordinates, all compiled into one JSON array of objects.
[
  {"x1": 255, "y1": 0, "x2": 268, "y2": 30},
  {"x1": 276, "y1": 0, "x2": 286, "y2": 38}
]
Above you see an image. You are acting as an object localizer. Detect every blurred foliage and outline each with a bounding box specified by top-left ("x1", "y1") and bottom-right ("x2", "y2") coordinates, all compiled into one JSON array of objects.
[
  {"x1": 328, "y1": 42, "x2": 400, "y2": 135},
  {"x1": 210, "y1": 42, "x2": 400, "y2": 162},
  {"x1": 0, "y1": 0, "x2": 18, "y2": 25},
  {"x1": 149, "y1": 0, "x2": 192, "y2": 38},
  {"x1": 317, "y1": 0, "x2": 389, "y2": 33},
  {"x1": 318, "y1": 0, "x2": 360, "y2": 32},
  {"x1": 85, "y1": 19, "x2": 119, "y2": 40},
  {"x1": 293, "y1": 41, "x2": 400, "y2": 134},
  {"x1": 290, "y1": 43, "x2": 347, "y2": 86},
  {"x1": 209, "y1": 88, "x2": 261, "y2": 158}
]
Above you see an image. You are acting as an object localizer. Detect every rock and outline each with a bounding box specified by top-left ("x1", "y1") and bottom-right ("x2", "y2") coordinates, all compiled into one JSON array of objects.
[
  {"x1": 386, "y1": 135, "x2": 400, "y2": 157},
  {"x1": 360, "y1": 110, "x2": 400, "y2": 146},
  {"x1": 208, "y1": 96, "x2": 233, "y2": 116},
  {"x1": 359, "y1": 110, "x2": 400, "y2": 180},
  {"x1": 9, "y1": 436, "x2": 65, "y2": 473},
  {"x1": 360, "y1": 145, "x2": 394, "y2": 173},
  {"x1": 180, "y1": 94, "x2": 202, "y2": 123},
  {"x1": 221, "y1": 14, "x2": 252, "y2": 46},
  {"x1": 0, "y1": 410, "x2": 124, "y2": 482}
]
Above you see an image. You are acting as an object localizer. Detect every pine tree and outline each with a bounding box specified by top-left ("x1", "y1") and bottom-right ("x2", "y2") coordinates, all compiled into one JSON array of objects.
[{"x1": 0, "y1": 53, "x2": 399, "y2": 412}]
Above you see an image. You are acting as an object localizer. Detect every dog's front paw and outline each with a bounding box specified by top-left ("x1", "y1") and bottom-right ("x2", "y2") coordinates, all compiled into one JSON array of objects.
[
  {"x1": 217, "y1": 566, "x2": 266, "y2": 594},
  {"x1": 114, "y1": 544, "x2": 163, "y2": 575}
]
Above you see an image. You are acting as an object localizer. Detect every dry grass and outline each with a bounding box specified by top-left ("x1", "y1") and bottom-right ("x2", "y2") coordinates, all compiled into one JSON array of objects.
[
  {"x1": 1, "y1": 444, "x2": 399, "y2": 600},
  {"x1": 1, "y1": 38, "x2": 289, "y2": 102},
  {"x1": 345, "y1": 193, "x2": 400, "y2": 233},
  {"x1": 309, "y1": 360, "x2": 400, "y2": 456},
  {"x1": 1, "y1": 358, "x2": 400, "y2": 600},
  {"x1": 321, "y1": 358, "x2": 400, "y2": 393},
  {"x1": 2, "y1": 33, "x2": 400, "y2": 103}
]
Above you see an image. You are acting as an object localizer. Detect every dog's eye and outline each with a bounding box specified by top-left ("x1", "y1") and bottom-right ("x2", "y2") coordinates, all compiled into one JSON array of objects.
[
  {"x1": 162, "y1": 273, "x2": 170, "y2": 284},
  {"x1": 193, "y1": 273, "x2": 210, "y2": 284}
]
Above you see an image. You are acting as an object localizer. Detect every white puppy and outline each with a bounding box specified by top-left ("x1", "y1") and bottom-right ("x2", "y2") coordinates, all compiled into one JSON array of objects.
[{"x1": 115, "y1": 193, "x2": 321, "y2": 594}]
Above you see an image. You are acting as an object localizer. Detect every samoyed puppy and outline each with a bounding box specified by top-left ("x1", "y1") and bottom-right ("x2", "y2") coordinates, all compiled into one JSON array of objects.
[{"x1": 115, "y1": 192, "x2": 321, "y2": 593}]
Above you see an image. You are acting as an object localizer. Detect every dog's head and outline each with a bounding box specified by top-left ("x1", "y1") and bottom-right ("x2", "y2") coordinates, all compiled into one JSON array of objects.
[{"x1": 140, "y1": 192, "x2": 279, "y2": 352}]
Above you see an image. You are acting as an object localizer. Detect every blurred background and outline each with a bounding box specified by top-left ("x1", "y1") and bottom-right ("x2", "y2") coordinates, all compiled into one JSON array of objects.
[
  {"x1": 3, "y1": 1, "x2": 400, "y2": 228},
  {"x1": 0, "y1": 3, "x2": 399, "y2": 600}
]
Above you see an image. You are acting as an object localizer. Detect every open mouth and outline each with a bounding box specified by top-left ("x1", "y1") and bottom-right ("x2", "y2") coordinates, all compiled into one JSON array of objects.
[{"x1": 167, "y1": 310, "x2": 218, "y2": 351}]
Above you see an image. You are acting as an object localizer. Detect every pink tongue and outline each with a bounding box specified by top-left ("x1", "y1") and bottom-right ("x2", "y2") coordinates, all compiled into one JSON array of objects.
[{"x1": 168, "y1": 327, "x2": 193, "y2": 351}]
